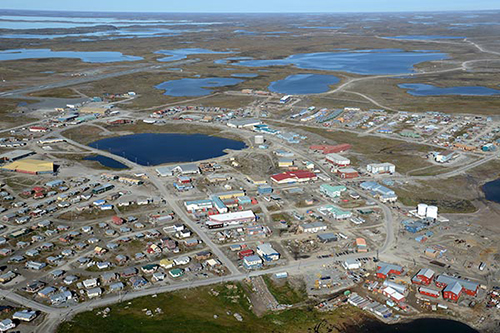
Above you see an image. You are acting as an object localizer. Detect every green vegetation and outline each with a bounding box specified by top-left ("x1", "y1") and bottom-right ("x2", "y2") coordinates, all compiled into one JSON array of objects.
[
  {"x1": 58, "y1": 283, "x2": 367, "y2": 333},
  {"x1": 262, "y1": 276, "x2": 307, "y2": 305},
  {"x1": 29, "y1": 87, "x2": 82, "y2": 98}
]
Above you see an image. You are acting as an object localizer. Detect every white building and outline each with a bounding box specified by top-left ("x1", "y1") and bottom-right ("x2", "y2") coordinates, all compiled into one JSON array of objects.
[
  {"x1": 342, "y1": 259, "x2": 361, "y2": 270},
  {"x1": 366, "y1": 163, "x2": 395, "y2": 174},
  {"x1": 208, "y1": 210, "x2": 255, "y2": 226},
  {"x1": 325, "y1": 153, "x2": 350, "y2": 166}
]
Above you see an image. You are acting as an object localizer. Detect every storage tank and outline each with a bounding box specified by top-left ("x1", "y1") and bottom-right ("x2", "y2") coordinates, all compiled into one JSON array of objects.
[
  {"x1": 254, "y1": 135, "x2": 264, "y2": 145},
  {"x1": 426, "y1": 205, "x2": 438, "y2": 219},
  {"x1": 417, "y1": 203, "x2": 428, "y2": 217}
]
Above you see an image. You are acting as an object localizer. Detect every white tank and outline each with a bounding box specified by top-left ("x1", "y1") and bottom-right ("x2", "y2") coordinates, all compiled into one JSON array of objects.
[
  {"x1": 426, "y1": 206, "x2": 438, "y2": 219},
  {"x1": 254, "y1": 135, "x2": 264, "y2": 144},
  {"x1": 417, "y1": 203, "x2": 428, "y2": 217}
]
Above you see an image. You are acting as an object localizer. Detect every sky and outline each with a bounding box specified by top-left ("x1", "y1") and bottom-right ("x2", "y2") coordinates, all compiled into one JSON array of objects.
[{"x1": 1, "y1": 0, "x2": 499, "y2": 13}]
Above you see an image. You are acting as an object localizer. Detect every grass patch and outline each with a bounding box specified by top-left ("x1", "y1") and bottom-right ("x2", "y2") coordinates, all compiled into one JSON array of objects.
[
  {"x1": 57, "y1": 282, "x2": 367, "y2": 333},
  {"x1": 262, "y1": 276, "x2": 307, "y2": 305}
]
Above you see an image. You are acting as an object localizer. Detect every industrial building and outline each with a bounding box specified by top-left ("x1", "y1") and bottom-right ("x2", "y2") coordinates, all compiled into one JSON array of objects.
[
  {"x1": 299, "y1": 222, "x2": 327, "y2": 233},
  {"x1": 1, "y1": 159, "x2": 54, "y2": 174},
  {"x1": 336, "y1": 168, "x2": 359, "y2": 179},
  {"x1": 412, "y1": 268, "x2": 435, "y2": 285},
  {"x1": 208, "y1": 210, "x2": 255, "y2": 226},
  {"x1": 435, "y1": 274, "x2": 479, "y2": 297},
  {"x1": 310, "y1": 144, "x2": 351, "y2": 154},
  {"x1": 325, "y1": 153, "x2": 350, "y2": 166},
  {"x1": 376, "y1": 262, "x2": 403, "y2": 279},
  {"x1": 319, "y1": 205, "x2": 352, "y2": 220},
  {"x1": 366, "y1": 163, "x2": 395, "y2": 174},
  {"x1": 0, "y1": 150, "x2": 34, "y2": 162},
  {"x1": 227, "y1": 118, "x2": 262, "y2": 128}
]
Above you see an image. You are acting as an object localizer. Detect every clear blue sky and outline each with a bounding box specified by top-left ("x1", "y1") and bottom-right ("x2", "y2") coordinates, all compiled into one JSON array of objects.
[{"x1": 1, "y1": 0, "x2": 499, "y2": 13}]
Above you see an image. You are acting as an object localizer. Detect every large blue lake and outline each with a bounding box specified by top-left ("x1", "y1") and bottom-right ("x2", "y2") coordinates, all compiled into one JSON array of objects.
[
  {"x1": 482, "y1": 179, "x2": 500, "y2": 204},
  {"x1": 89, "y1": 133, "x2": 246, "y2": 166},
  {"x1": 268, "y1": 74, "x2": 340, "y2": 94},
  {"x1": 0, "y1": 49, "x2": 142, "y2": 63},
  {"x1": 225, "y1": 49, "x2": 448, "y2": 75},
  {"x1": 399, "y1": 83, "x2": 500, "y2": 96},
  {"x1": 155, "y1": 48, "x2": 233, "y2": 62},
  {"x1": 155, "y1": 77, "x2": 244, "y2": 96}
]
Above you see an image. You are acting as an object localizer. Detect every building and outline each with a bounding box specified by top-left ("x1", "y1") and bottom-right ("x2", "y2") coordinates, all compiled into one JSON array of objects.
[
  {"x1": 299, "y1": 222, "x2": 327, "y2": 233},
  {"x1": 443, "y1": 282, "x2": 462, "y2": 302},
  {"x1": 418, "y1": 286, "x2": 440, "y2": 298},
  {"x1": 256, "y1": 243, "x2": 280, "y2": 261},
  {"x1": 412, "y1": 268, "x2": 435, "y2": 285},
  {"x1": 355, "y1": 238, "x2": 367, "y2": 253},
  {"x1": 320, "y1": 184, "x2": 346, "y2": 198},
  {"x1": 0, "y1": 319, "x2": 15, "y2": 331},
  {"x1": 376, "y1": 262, "x2": 403, "y2": 279},
  {"x1": 227, "y1": 118, "x2": 262, "y2": 128},
  {"x1": 310, "y1": 144, "x2": 351, "y2": 154},
  {"x1": 1, "y1": 159, "x2": 54, "y2": 174},
  {"x1": 435, "y1": 274, "x2": 479, "y2": 297},
  {"x1": 320, "y1": 205, "x2": 352, "y2": 220},
  {"x1": 382, "y1": 286, "x2": 405, "y2": 303},
  {"x1": 325, "y1": 153, "x2": 350, "y2": 166},
  {"x1": 278, "y1": 158, "x2": 294, "y2": 168},
  {"x1": 0, "y1": 150, "x2": 34, "y2": 162},
  {"x1": 435, "y1": 150, "x2": 455, "y2": 163},
  {"x1": 337, "y1": 168, "x2": 359, "y2": 179},
  {"x1": 184, "y1": 199, "x2": 213, "y2": 212},
  {"x1": 243, "y1": 255, "x2": 263, "y2": 269},
  {"x1": 270, "y1": 170, "x2": 317, "y2": 184},
  {"x1": 343, "y1": 259, "x2": 361, "y2": 270},
  {"x1": 317, "y1": 233, "x2": 338, "y2": 243},
  {"x1": 366, "y1": 163, "x2": 395, "y2": 174},
  {"x1": 13, "y1": 310, "x2": 37, "y2": 322},
  {"x1": 208, "y1": 210, "x2": 255, "y2": 226}
]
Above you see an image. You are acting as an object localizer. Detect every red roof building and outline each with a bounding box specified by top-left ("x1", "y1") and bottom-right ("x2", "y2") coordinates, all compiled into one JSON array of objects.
[
  {"x1": 111, "y1": 216, "x2": 125, "y2": 225},
  {"x1": 270, "y1": 170, "x2": 317, "y2": 184},
  {"x1": 310, "y1": 144, "x2": 351, "y2": 154},
  {"x1": 238, "y1": 249, "x2": 254, "y2": 259}
]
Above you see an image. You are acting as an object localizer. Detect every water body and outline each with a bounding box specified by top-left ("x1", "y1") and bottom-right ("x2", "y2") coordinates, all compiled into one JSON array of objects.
[
  {"x1": 298, "y1": 26, "x2": 342, "y2": 29},
  {"x1": 268, "y1": 74, "x2": 340, "y2": 94},
  {"x1": 226, "y1": 49, "x2": 448, "y2": 75},
  {"x1": 399, "y1": 83, "x2": 500, "y2": 96},
  {"x1": 358, "y1": 318, "x2": 477, "y2": 333},
  {"x1": 0, "y1": 28, "x2": 208, "y2": 40},
  {"x1": 482, "y1": 179, "x2": 500, "y2": 203},
  {"x1": 0, "y1": 48, "x2": 143, "y2": 63},
  {"x1": 88, "y1": 133, "x2": 246, "y2": 166},
  {"x1": 155, "y1": 48, "x2": 233, "y2": 62},
  {"x1": 155, "y1": 77, "x2": 244, "y2": 96},
  {"x1": 390, "y1": 35, "x2": 466, "y2": 40},
  {"x1": 83, "y1": 155, "x2": 128, "y2": 169},
  {"x1": 230, "y1": 73, "x2": 258, "y2": 78}
]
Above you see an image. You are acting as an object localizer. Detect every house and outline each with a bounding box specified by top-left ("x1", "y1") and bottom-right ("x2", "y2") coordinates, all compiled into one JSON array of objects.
[
  {"x1": 87, "y1": 287, "x2": 102, "y2": 298},
  {"x1": 83, "y1": 278, "x2": 99, "y2": 289},
  {"x1": 412, "y1": 268, "x2": 435, "y2": 285},
  {"x1": 278, "y1": 158, "x2": 294, "y2": 168},
  {"x1": 0, "y1": 319, "x2": 15, "y2": 331},
  {"x1": 109, "y1": 282, "x2": 125, "y2": 292},
  {"x1": 173, "y1": 256, "x2": 191, "y2": 266},
  {"x1": 376, "y1": 262, "x2": 403, "y2": 279},
  {"x1": 256, "y1": 243, "x2": 280, "y2": 261},
  {"x1": 13, "y1": 310, "x2": 37, "y2": 322},
  {"x1": 243, "y1": 255, "x2": 263, "y2": 269},
  {"x1": 299, "y1": 222, "x2": 327, "y2": 233},
  {"x1": 160, "y1": 259, "x2": 175, "y2": 269},
  {"x1": 169, "y1": 268, "x2": 184, "y2": 278}
]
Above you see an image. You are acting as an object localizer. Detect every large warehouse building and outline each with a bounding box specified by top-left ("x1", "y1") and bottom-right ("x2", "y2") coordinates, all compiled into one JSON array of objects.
[{"x1": 1, "y1": 159, "x2": 54, "y2": 175}]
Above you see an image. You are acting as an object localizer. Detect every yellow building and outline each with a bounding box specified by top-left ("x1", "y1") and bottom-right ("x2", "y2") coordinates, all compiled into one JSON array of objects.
[{"x1": 1, "y1": 159, "x2": 54, "y2": 174}]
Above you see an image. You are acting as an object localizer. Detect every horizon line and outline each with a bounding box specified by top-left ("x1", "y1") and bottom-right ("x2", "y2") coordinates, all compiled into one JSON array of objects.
[{"x1": 1, "y1": 8, "x2": 500, "y2": 15}]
